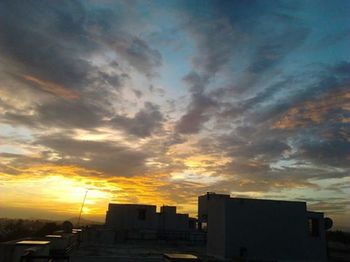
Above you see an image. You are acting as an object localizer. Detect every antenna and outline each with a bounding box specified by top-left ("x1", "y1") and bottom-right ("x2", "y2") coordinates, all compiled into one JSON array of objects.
[{"x1": 77, "y1": 190, "x2": 88, "y2": 228}]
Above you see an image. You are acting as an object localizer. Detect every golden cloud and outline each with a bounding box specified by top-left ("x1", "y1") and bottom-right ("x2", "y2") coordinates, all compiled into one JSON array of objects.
[{"x1": 0, "y1": 164, "x2": 200, "y2": 220}]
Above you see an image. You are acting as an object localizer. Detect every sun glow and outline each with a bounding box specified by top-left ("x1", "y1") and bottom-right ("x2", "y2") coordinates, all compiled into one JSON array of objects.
[
  {"x1": 0, "y1": 167, "x2": 113, "y2": 220},
  {"x1": 0, "y1": 164, "x2": 201, "y2": 220}
]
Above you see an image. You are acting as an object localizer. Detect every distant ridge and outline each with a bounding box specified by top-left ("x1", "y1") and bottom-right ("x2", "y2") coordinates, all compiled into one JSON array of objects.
[
  {"x1": 67, "y1": 217, "x2": 103, "y2": 226},
  {"x1": 0, "y1": 217, "x2": 103, "y2": 226}
]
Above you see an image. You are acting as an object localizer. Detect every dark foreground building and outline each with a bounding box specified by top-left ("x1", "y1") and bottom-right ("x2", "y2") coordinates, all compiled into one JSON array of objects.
[
  {"x1": 1, "y1": 195, "x2": 332, "y2": 261},
  {"x1": 198, "y1": 192, "x2": 328, "y2": 261},
  {"x1": 104, "y1": 204, "x2": 196, "y2": 241}
]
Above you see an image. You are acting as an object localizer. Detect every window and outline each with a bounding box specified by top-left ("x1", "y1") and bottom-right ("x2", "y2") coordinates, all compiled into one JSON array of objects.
[
  {"x1": 308, "y1": 218, "x2": 319, "y2": 237},
  {"x1": 138, "y1": 209, "x2": 146, "y2": 220},
  {"x1": 201, "y1": 222, "x2": 208, "y2": 232}
]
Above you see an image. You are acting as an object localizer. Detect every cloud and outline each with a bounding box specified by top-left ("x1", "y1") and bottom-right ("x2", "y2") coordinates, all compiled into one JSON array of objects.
[
  {"x1": 273, "y1": 89, "x2": 350, "y2": 129},
  {"x1": 108, "y1": 36, "x2": 162, "y2": 77},
  {"x1": 111, "y1": 102, "x2": 164, "y2": 137},
  {"x1": 175, "y1": 1, "x2": 310, "y2": 135},
  {"x1": 307, "y1": 200, "x2": 350, "y2": 215},
  {"x1": 0, "y1": 1, "x2": 94, "y2": 91},
  {"x1": 176, "y1": 92, "x2": 217, "y2": 134},
  {"x1": 35, "y1": 134, "x2": 149, "y2": 176},
  {"x1": 0, "y1": 0, "x2": 161, "y2": 93},
  {"x1": 3, "y1": 98, "x2": 104, "y2": 130},
  {"x1": 0, "y1": 0, "x2": 349, "y2": 229},
  {"x1": 295, "y1": 138, "x2": 350, "y2": 168},
  {"x1": 22, "y1": 75, "x2": 80, "y2": 100},
  {"x1": 0, "y1": 0, "x2": 166, "y2": 136},
  {"x1": 189, "y1": 18, "x2": 237, "y2": 79},
  {"x1": 247, "y1": 24, "x2": 309, "y2": 75}
]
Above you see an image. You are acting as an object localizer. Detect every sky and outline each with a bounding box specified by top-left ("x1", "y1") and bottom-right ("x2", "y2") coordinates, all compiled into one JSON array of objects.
[{"x1": 0, "y1": 0, "x2": 349, "y2": 230}]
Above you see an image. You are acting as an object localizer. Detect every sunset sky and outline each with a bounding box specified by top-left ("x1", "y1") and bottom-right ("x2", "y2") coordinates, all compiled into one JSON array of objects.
[{"x1": 0, "y1": 1, "x2": 349, "y2": 230}]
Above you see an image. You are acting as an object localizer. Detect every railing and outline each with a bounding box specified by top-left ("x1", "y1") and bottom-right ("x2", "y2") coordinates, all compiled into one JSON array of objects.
[
  {"x1": 20, "y1": 243, "x2": 75, "y2": 262},
  {"x1": 20, "y1": 254, "x2": 69, "y2": 262}
]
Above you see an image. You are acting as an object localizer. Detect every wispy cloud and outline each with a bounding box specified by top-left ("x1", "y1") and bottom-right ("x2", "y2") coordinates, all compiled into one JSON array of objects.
[{"x1": 22, "y1": 75, "x2": 79, "y2": 100}]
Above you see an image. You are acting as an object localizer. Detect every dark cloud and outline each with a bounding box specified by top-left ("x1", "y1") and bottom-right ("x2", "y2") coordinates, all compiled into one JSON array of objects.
[
  {"x1": 108, "y1": 37, "x2": 162, "y2": 77},
  {"x1": 0, "y1": 152, "x2": 47, "y2": 175},
  {"x1": 0, "y1": 0, "x2": 161, "y2": 94},
  {"x1": 216, "y1": 60, "x2": 350, "y2": 130},
  {"x1": 132, "y1": 89, "x2": 143, "y2": 99},
  {"x1": 176, "y1": 0, "x2": 310, "y2": 134},
  {"x1": 111, "y1": 102, "x2": 164, "y2": 137},
  {"x1": 0, "y1": 0, "x2": 165, "y2": 132},
  {"x1": 176, "y1": 92, "x2": 217, "y2": 134},
  {"x1": 173, "y1": 2, "x2": 244, "y2": 135},
  {"x1": 182, "y1": 71, "x2": 207, "y2": 94},
  {"x1": 330, "y1": 61, "x2": 350, "y2": 77},
  {"x1": 0, "y1": 1, "x2": 94, "y2": 91},
  {"x1": 149, "y1": 85, "x2": 165, "y2": 96},
  {"x1": 191, "y1": 72, "x2": 350, "y2": 185},
  {"x1": 3, "y1": 98, "x2": 105, "y2": 130},
  {"x1": 247, "y1": 25, "x2": 309, "y2": 75},
  {"x1": 189, "y1": 18, "x2": 237, "y2": 79},
  {"x1": 35, "y1": 134, "x2": 149, "y2": 176},
  {"x1": 295, "y1": 138, "x2": 350, "y2": 168}
]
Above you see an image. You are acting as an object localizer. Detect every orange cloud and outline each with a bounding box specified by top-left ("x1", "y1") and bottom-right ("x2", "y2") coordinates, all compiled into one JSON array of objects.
[
  {"x1": 273, "y1": 89, "x2": 350, "y2": 129},
  {"x1": 0, "y1": 162, "x2": 348, "y2": 229},
  {"x1": 22, "y1": 75, "x2": 79, "y2": 100},
  {"x1": 0, "y1": 164, "x2": 199, "y2": 221}
]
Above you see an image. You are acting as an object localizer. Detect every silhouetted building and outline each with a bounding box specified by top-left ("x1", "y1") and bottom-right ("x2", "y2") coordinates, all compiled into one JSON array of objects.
[
  {"x1": 106, "y1": 204, "x2": 158, "y2": 231},
  {"x1": 198, "y1": 192, "x2": 328, "y2": 261},
  {"x1": 0, "y1": 240, "x2": 50, "y2": 262},
  {"x1": 105, "y1": 203, "x2": 195, "y2": 241},
  {"x1": 0, "y1": 229, "x2": 80, "y2": 262}
]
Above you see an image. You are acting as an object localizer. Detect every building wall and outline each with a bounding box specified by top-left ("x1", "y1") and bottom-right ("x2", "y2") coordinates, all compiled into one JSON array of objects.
[
  {"x1": 225, "y1": 198, "x2": 309, "y2": 260},
  {"x1": 0, "y1": 241, "x2": 50, "y2": 262},
  {"x1": 158, "y1": 206, "x2": 187, "y2": 231},
  {"x1": 306, "y1": 211, "x2": 327, "y2": 260},
  {"x1": 198, "y1": 193, "x2": 229, "y2": 223},
  {"x1": 105, "y1": 204, "x2": 191, "y2": 236},
  {"x1": 158, "y1": 213, "x2": 189, "y2": 231},
  {"x1": 198, "y1": 193, "x2": 229, "y2": 259},
  {"x1": 105, "y1": 204, "x2": 158, "y2": 231},
  {"x1": 199, "y1": 193, "x2": 328, "y2": 261}
]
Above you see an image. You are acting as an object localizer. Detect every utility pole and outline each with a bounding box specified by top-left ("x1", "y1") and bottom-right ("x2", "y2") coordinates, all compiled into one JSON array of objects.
[{"x1": 77, "y1": 190, "x2": 88, "y2": 228}]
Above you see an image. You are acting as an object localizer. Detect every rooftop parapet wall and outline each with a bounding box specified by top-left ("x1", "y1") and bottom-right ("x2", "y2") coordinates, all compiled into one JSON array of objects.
[{"x1": 105, "y1": 203, "x2": 193, "y2": 235}]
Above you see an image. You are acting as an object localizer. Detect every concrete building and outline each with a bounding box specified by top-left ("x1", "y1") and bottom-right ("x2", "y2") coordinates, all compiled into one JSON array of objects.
[
  {"x1": 106, "y1": 204, "x2": 158, "y2": 231},
  {"x1": 105, "y1": 204, "x2": 194, "y2": 240},
  {"x1": 0, "y1": 240, "x2": 50, "y2": 262},
  {"x1": 0, "y1": 231, "x2": 80, "y2": 262},
  {"x1": 198, "y1": 192, "x2": 328, "y2": 261},
  {"x1": 158, "y1": 206, "x2": 190, "y2": 232}
]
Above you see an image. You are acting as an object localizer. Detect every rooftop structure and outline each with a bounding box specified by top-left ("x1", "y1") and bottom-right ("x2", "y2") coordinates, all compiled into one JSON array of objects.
[
  {"x1": 198, "y1": 192, "x2": 329, "y2": 261},
  {"x1": 0, "y1": 222, "x2": 81, "y2": 262},
  {"x1": 105, "y1": 204, "x2": 194, "y2": 232},
  {"x1": 1, "y1": 195, "x2": 336, "y2": 261},
  {"x1": 0, "y1": 239, "x2": 51, "y2": 262},
  {"x1": 104, "y1": 203, "x2": 196, "y2": 241}
]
